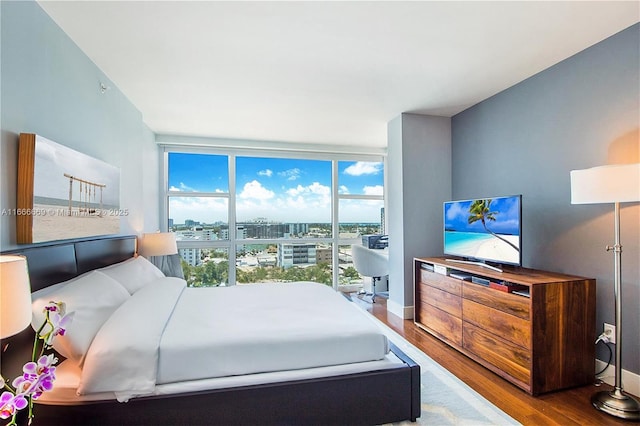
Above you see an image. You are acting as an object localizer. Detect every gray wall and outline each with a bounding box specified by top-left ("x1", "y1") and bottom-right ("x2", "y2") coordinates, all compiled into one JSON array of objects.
[
  {"x1": 0, "y1": 0, "x2": 159, "y2": 250},
  {"x1": 451, "y1": 24, "x2": 639, "y2": 374},
  {"x1": 387, "y1": 113, "x2": 451, "y2": 318}
]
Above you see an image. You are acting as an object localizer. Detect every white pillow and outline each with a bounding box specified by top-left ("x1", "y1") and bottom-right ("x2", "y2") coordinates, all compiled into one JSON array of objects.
[
  {"x1": 30, "y1": 268, "x2": 102, "y2": 301},
  {"x1": 99, "y1": 256, "x2": 165, "y2": 294},
  {"x1": 31, "y1": 280, "x2": 71, "y2": 301},
  {"x1": 31, "y1": 270, "x2": 130, "y2": 366}
]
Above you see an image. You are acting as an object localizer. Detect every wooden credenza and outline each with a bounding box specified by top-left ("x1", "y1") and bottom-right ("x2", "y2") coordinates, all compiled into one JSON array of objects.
[{"x1": 414, "y1": 257, "x2": 596, "y2": 395}]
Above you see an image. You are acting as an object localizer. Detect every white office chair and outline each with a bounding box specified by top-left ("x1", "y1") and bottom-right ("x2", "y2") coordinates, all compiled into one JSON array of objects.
[{"x1": 351, "y1": 244, "x2": 389, "y2": 303}]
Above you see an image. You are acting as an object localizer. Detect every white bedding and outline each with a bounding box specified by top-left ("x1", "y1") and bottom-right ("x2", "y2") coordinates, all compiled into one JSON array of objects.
[
  {"x1": 78, "y1": 277, "x2": 187, "y2": 397},
  {"x1": 71, "y1": 279, "x2": 388, "y2": 401},
  {"x1": 158, "y1": 282, "x2": 389, "y2": 383}
]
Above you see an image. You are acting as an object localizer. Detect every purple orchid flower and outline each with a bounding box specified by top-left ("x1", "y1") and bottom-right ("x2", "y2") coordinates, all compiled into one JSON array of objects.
[
  {"x1": 0, "y1": 392, "x2": 27, "y2": 420},
  {"x1": 13, "y1": 355, "x2": 57, "y2": 400},
  {"x1": 44, "y1": 311, "x2": 74, "y2": 346},
  {"x1": 1, "y1": 301, "x2": 68, "y2": 424},
  {"x1": 39, "y1": 302, "x2": 73, "y2": 347}
]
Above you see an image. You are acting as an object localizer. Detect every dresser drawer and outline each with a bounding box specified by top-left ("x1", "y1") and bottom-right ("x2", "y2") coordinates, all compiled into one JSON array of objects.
[
  {"x1": 419, "y1": 304, "x2": 462, "y2": 346},
  {"x1": 463, "y1": 299, "x2": 531, "y2": 350},
  {"x1": 463, "y1": 323, "x2": 531, "y2": 386},
  {"x1": 463, "y1": 282, "x2": 530, "y2": 320},
  {"x1": 420, "y1": 270, "x2": 461, "y2": 296},
  {"x1": 422, "y1": 285, "x2": 462, "y2": 318}
]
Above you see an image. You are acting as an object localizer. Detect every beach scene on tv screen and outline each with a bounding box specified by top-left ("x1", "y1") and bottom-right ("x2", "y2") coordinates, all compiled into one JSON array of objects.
[{"x1": 444, "y1": 197, "x2": 520, "y2": 264}]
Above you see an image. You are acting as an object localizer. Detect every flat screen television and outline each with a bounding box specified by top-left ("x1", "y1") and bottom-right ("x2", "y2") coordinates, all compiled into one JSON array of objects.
[{"x1": 443, "y1": 195, "x2": 522, "y2": 271}]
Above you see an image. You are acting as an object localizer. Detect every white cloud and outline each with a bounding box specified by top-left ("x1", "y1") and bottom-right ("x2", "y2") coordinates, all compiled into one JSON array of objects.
[
  {"x1": 281, "y1": 182, "x2": 331, "y2": 219},
  {"x1": 286, "y1": 185, "x2": 304, "y2": 197},
  {"x1": 169, "y1": 183, "x2": 226, "y2": 193},
  {"x1": 169, "y1": 182, "x2": 197, "y2": 191},
  {"x1": 363, "y1": 185, "x2": 383, "y2": 196},
  {"x1": 344, "y1": 162, "x2": 382, "y2": 176},
  {"x1": 169, "y1": 197, "x2": 228, "y2": 224},
  {"x1": 278, "y1": 168, "x2": 301, "y2": 181},
  {"x1": 338, "y1": 198, "x2": 385, "y2": 222},
  {"x1": 308, "y1": 182, "x2": 330, "y2": 196},
  {"x1": 239, "y1": 180, "x2": 275, "y2": 200},
  {"x1": 446, "y1": 202, "x2": 465, "y2": 221},
  {"x1": 339, "y1": 185, "x2": 350, "y2": 194},
  {"x1": 258, "y1": 169, "x2": 273, "y2": 177},
  {"x1": 286, "y1": 182, "x2": 330, "y2": 197},
  {"x1": 284, "y1": 195, "x2": 309, "y2": 210}
]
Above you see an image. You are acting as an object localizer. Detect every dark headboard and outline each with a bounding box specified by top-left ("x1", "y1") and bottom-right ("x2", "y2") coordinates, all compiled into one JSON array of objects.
[{"x1": 1, "y1": 235, "x2": 136, "y2": 292}]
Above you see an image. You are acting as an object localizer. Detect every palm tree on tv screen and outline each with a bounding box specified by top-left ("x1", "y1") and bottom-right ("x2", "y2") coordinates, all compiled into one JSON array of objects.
[{"x1": 467, "y1": 199, "x2": 519, "y2": 252}]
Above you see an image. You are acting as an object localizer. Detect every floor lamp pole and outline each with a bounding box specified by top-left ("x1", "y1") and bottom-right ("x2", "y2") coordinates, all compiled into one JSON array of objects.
[{"x1": 591, "y1": 201, "x2": 640, "y2": 420}]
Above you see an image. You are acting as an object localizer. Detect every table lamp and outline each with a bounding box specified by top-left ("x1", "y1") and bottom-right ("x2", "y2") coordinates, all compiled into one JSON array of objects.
[
  {"x1": 570, "y1": 163, "x2": 640, "y2": 420},
  {"x1": 138, "y1": 232, "x2": 181, "y2": 277},
  {"x1": 0, "y1": 255, "x2": 32, "y2": 339},
  {"x1": 139, "y1": 232, "x2": 178, "y2": 257}
]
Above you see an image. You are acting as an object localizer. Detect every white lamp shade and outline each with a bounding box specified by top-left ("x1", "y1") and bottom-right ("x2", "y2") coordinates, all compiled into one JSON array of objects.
[
  {"x1": 571, "y1": 163, "x2": 640, "y2": 204},
  {"x1": 0, "y1": 255, "x2": 32, "y2": 339},
  {"x1": 139, "y1": 232, "x2": 178, "y2": 257}
]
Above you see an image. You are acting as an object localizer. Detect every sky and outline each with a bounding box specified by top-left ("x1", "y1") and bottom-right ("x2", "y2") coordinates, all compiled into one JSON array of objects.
[
  {"x1": 168, "y1": 153, "x2": 384, "y2": 224},
  {"x1": 33, "y1": 136, "x2": 120, "y2": 206},
  {"x1": 444, "y1": 196, "x2": 521, "y2": 235}
]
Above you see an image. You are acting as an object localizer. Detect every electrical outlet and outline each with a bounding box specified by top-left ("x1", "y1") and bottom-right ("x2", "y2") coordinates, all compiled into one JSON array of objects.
[{"x1": 604, "y1": 323, "x2": 616, "y2": 344}]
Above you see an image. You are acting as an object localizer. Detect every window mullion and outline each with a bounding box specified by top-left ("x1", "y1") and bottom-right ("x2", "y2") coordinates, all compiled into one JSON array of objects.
[
  {"x1": 228, "y1": 154, "x2": 237, "y2": 286},
  {"x1": 161, "y1": 148, "x2": 169, "y2": 232},
  {"x1": 332, "y1": 159, "x2": 339, "y2": 290}
]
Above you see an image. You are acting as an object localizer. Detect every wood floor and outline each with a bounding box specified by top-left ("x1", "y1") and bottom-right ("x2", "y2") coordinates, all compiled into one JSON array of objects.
[{"x1": 351, "y1": 295, "x2": 637, "y2": 426}]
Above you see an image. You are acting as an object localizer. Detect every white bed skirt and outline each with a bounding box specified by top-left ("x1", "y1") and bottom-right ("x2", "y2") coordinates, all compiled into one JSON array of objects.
[{"x1": 37, "y1": 351, "x2": 406, "y2": 405}]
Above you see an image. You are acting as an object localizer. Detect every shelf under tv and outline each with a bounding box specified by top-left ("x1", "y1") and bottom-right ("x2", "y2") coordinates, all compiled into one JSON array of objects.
[{"x1": 444, "y1": 258, "x2": 504, "y2": 273}]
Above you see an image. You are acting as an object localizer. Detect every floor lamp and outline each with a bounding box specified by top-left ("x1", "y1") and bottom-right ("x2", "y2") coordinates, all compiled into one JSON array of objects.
[{"x1": 570, "y1": 163, "x2": 640, "y2": 420}]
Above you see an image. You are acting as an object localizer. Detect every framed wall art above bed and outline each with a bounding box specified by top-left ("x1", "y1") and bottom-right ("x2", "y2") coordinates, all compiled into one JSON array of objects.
[{"x1": 16, "y1": 133, "x2": 121, "y2": 244}]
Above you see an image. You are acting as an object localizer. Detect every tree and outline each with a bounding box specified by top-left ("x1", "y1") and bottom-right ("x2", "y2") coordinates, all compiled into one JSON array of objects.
[
  {"x1": 467, "y1": 199, "x2": 519, "y2": 252},
  {"x1": 182, "y1": 259, "x2": 229, "y2": 287},
  {"x1": 343, "y1": 266, "x2": 361, "y2": 281},
  {"x1": 255, "y1": 267, "x2": 268, "y2": 282}
]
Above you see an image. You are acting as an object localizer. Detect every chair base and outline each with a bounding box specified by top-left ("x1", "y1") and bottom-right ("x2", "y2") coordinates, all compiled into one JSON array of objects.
[
  {"x1": 357, "y1": 290, "x2": 376, "y2": 303},
  {"x1": 356, "y1": 276, "x2": 384, "y2": 303}
]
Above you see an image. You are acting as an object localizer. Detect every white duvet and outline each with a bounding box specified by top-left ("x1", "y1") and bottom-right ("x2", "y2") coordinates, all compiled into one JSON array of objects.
[{"x1": 77, "y1": 279, "x2": 388, "y2": 401}]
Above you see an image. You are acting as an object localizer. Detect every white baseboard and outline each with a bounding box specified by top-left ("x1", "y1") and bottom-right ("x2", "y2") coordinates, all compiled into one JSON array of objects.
[
  {"x1": 387, "y1": 300, "x2": 413, "y2": 320},
  {"x1": 596, "y1": 359, "x2": 640, "y2": 398}
]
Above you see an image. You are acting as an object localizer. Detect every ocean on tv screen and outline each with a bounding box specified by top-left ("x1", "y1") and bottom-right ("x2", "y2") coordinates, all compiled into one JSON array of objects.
[{"x1": 444, "y1": 231, "x2": 520, "y2": 265}]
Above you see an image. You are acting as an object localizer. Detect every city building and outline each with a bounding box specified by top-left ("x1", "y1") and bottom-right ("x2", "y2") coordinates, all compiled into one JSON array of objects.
[{"x1": 278, "y1": 243, "x2": 317, "y2": 269}]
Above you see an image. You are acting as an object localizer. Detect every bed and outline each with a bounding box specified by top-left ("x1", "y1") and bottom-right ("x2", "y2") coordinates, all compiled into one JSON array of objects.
[{"x1": 1, "y1": 235, "x2": 420, "y2": 425}]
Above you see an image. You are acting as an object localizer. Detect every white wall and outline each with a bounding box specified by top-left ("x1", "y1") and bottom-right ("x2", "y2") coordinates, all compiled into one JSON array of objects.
[{"x1": 0, "y1": 0, "x2": 159, "y2": 250}]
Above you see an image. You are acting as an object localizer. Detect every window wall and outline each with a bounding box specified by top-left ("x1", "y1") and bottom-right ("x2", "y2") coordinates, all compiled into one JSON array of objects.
[{"x1": 162, "y1": 146, "x2": 385, "y2": 289}]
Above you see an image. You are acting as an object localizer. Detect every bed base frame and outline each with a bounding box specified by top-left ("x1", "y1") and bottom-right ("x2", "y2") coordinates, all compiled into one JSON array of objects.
[{"x1": 2, "y1": 235, "x2": 420, "y2": 425}]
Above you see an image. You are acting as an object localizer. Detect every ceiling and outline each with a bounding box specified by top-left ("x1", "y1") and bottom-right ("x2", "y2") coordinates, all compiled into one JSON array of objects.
[{"x1": 38, "y1": 1, "x2": 639, "y2": 149}]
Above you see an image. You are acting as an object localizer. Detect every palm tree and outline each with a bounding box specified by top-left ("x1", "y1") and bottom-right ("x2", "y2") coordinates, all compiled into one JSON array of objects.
[{"x1": 468, "y1": 199, "x2": 519, "y2": 252}]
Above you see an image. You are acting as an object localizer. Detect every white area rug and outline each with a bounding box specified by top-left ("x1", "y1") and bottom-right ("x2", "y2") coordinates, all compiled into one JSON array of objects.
[{"x1": 374, "y1": 320, "x2": 521, "y2": 426}]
